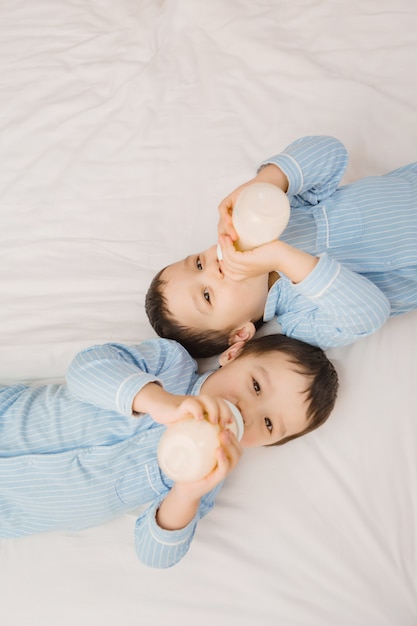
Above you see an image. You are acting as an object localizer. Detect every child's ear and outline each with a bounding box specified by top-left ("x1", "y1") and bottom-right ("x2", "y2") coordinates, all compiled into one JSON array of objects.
[
  {"x1": 228, "y1": 322, "x2": 256, "y2": 346},
  {"x1": 218, "y1": 341, "x2": 246, "y2": 366}
]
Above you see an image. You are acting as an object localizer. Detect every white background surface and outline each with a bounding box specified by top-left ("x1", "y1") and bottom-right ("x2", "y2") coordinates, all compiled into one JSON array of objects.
[{"x1": 1, "y1": 1, "x2": 416, "y2": 624}]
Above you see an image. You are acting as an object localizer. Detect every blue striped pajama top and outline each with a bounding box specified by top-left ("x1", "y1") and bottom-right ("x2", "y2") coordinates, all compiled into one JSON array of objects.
[
  {"x1": 0, "y1": 339, "x2": 220, "y2": 569},
  {"x1": 259, "y1": 135, "x2": 417, "y2": 347}
]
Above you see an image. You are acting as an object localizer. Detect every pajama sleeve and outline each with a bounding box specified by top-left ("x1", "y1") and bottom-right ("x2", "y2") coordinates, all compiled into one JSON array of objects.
[
  {"x1": 269, "y1": 254, "x2": 391, "y2": 348},
  {"x1": 66, "y1": 338, "x2": 197, "y2": 416},
  {"x1": 259, "y1": 136, "x2": 391, "y2": 346},
  {"x1": 134, "y1": 484, "x2": 222, "y2": 568},
  {"x1": 259, "y1": 135, "x2": 349, "y2": 206}
]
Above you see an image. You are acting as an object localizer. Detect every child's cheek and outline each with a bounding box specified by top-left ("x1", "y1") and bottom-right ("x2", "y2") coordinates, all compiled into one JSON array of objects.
[{"x1": 240, "y1": 432, "x2": 257, "y2": 449}]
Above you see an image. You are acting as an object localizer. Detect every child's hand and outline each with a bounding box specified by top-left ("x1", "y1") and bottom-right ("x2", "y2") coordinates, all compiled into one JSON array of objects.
[
  {"x1": 217, "y1": 178, "x2": 257, "y2": 241},
  {"x1": 172, "y1": 428, "x2": 243, "y2": 501},
  {"x1": 133, "y1": 385, "x2": 239, "y2": 429},
  {"x1": 217, "y1": 165, "x2": 288, "y2": 241},
  {"x1": 165, "y1": 394, "x2": 238, "y2": 428},
  {"x1": 155, "y1": 428, "x2": 243, "y2": 531},
  {"x1": 155, "y1": 393, "x2": 239, "y2": 433},
  {"x1": 218, "y1": 233, "x2": 281, "y2": 281}
]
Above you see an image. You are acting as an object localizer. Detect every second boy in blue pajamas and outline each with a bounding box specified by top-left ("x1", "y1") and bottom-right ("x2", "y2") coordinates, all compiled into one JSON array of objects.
[{"x1": 146, "y1": 135, "x2": 417, "y2": 357}]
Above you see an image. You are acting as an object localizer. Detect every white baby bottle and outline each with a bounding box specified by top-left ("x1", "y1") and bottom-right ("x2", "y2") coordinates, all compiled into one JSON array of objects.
[
  {"x1": 217, "y1": 181, "x2": 290, "y2": 258},
  {"x1": 157, "y1": 400, "x2": 244, "y2": 482}
]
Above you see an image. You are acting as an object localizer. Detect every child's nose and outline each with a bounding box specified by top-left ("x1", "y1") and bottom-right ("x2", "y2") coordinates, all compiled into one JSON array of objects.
[{"x1": 208, "y1": 258, "x2": 223, "y2": 278}]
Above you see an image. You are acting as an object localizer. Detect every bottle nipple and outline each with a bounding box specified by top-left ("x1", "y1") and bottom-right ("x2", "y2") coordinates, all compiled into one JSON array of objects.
[
  {"x1": 224, "y1": 401, "x2": 244, "y2": 440},
  {"x1": 217, "y1": 242, "x2": 223, "y2": 261}
]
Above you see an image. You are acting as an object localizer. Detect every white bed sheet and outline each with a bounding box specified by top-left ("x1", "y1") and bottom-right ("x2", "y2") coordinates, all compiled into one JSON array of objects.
[{"x1": 1, "y1": 1, "x2": 416, "y2": 624}]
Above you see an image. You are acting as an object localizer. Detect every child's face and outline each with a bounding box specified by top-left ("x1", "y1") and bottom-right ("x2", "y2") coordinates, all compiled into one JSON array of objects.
[
  {"x1": 201, "y1": 347, "x2": 310, "y2": 448},
  {"x1": 162, "y1": 245, "x2": 269, "y2": 337}
]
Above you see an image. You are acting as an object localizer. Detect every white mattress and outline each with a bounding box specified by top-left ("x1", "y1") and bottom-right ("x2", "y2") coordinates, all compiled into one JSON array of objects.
[{"x1": 1, "y1": 1, "x2": 416, "y2": 624}]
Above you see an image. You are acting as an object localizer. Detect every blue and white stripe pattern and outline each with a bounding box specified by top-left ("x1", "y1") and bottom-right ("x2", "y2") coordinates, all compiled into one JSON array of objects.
[
  {"x1": 0, "y1": 339, "x2": 219, "y2": 568},
  {"x1": 260, "y1": 135, "x2": 417, "y2": 347}
]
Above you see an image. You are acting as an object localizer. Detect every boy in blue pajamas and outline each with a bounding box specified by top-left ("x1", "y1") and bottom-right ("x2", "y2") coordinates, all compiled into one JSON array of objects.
[
  {"x1": 0, "y1": 333, "x2": 338, "y2": 568},
  {"x1": 145, "y1": 135, "x2": 417, "y2": 358}
]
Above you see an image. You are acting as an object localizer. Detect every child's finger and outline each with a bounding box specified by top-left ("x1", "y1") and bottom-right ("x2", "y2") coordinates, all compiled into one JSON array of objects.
[
  {"x1": 213, "y1": 446, "x2": 229, "y2": 480},
  {"x1": 187, "y1": 434, "x2": 243, "y2": 495},
  {"x1": 212, "y1": 438, "x2": 242, "y2": 483},
  {"x1": 176, "y1": 397, "x2": 206, "y2": 421},
  {"x1": 218, "y1": 216, "x2": 237, "y2": 241},
  {"x1": 218, "y1": 234, "x2": 241, "y2": 265},
  {"x1": 187, "y1": 447, "x2": 230, "y2": 493},
  {"x1": 218, "y1": 238, "x2": 249, "y2": 280},
  {"x1": 218, "y1": 430, "x2": 243, "y2": 470},
  {"x1": 197, "y1": 395, "x2": 227, "y2": 427},
  {"x1": 218, "y1": 200, "x2": 238, "y2": 238},
  {"x1": 201, "y1": 396, "x2": 239, "y2": 432}
]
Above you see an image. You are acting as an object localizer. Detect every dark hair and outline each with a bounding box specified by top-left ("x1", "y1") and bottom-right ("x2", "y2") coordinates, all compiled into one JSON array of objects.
[
  {"x1": 145, "y1": 267, "x2": 261, "y2": 358},
  {"x1": 236, "y1": 333, "x2": 339, "y2": 446},
  {"x1": 145, "y1": 270, "x2": 338, "y2": 443}
]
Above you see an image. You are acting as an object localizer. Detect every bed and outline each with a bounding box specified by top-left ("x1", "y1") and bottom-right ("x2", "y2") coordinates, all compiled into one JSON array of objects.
[{"x1": 1, "y1": 1, "x2": 416, "y2": 624}]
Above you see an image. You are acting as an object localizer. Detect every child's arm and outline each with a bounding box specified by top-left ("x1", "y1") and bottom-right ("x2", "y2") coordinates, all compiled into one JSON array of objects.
[
  {"x1": 67, "y1": 339, "x2": 241, "y2": 427},
  {"x1": 132, "y1": 385, "x2": 243, "y2": 567},
  {"x1": 272, "y1": 252, "x2": 390, "y2": 348},
  {"x1": 66, "y1": 338, "x2": 198, "y2": 418},
  {"x1": 218, "y1": 235, "x2": 391, "y2": 348},
  {"x1": 67, "y1": 340, "x2": 243, "y2": 568},
  {"x1": 132, "y1": 386, "x2": 242, "y2": 529},
  {"x1": 258, "y1": 135, "x2": 348, "y2": 204},
  {"x1": 217, "y1": 164, "x2": 289, "y2": 243},
  {"x1": 223, "y1": 234, "x2": 391, "y2": 346},
  {"x1": 134, "y1": 425, "x2": 242, "y2": 568},
  {"x1": 216, "y1": 135, "x2": 390, "y2": 347},
  {"x1": 218, "y1": 234, "x2": 319, "y2": 283},
  {"x1": 222, "y1": 240, "x2": 391, "y2": 347},
  {"x1": 131, "y1": 379, "x2": 237, "y2": 427},
  {"x1": 218, "y1": 135, "x2": 347, "y2": 243},
  {"x1": 134, "y1": 483, "x2": 222, "y2": 568},
  {"x1": 156, "y1": 428, "x2": 241, "y2": 530}
]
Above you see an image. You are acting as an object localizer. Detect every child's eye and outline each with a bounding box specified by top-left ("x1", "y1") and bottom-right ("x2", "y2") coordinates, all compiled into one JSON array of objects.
[
  {"x1": 203, "y1": 288, "x2": 211, "y2": 303},
  {"x1": 264, "y1": 417, "x2": 273, "y2": 433},
  {"x1": 196, "y1": 256, "x2": 203, "y2": 271},
  {"x1": 252, "y1": 378, "x2": 261, "y2": 395}
]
